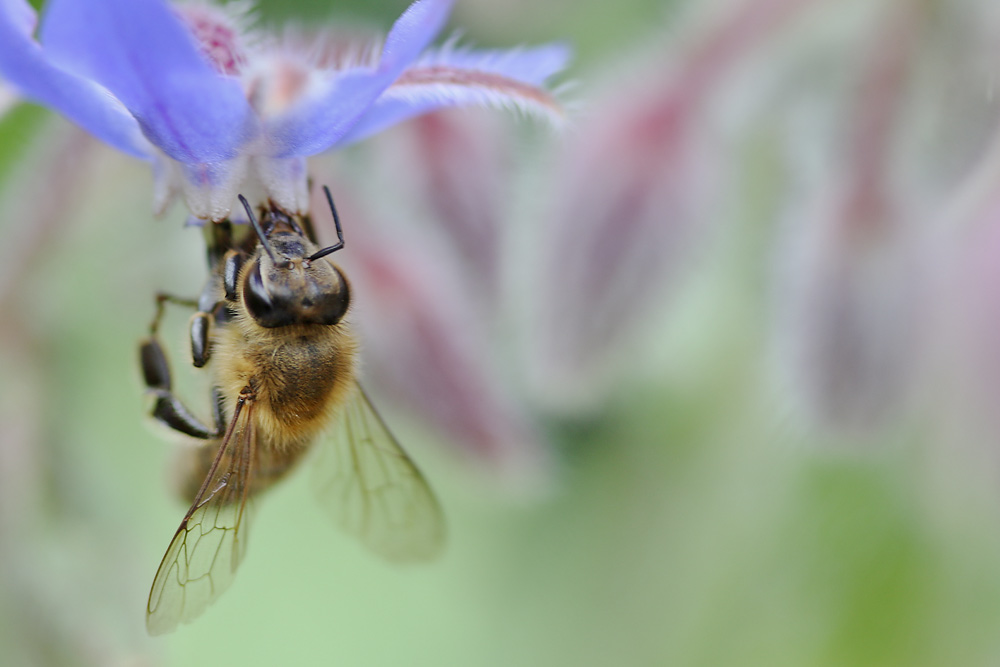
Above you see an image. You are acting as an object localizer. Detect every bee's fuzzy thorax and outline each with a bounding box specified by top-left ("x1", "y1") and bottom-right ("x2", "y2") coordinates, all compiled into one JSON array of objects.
[{"x1": 211, "y1": 314, "x2": 358, "y2": 448}]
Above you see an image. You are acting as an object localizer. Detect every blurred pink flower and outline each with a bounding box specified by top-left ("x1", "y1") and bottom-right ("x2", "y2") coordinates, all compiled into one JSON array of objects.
[
  {"x1": 529, "y1": 0, "x2": 815, "y2": 410},
  {"x1": 367, "y1": 108, "x2": 511, "y2": 297},
  {"x1": 0, "y1": 125, "x2": 153, "y2": 665},
  {"x1": 774, "y1": 186, "x2": 928, "y2": 433},
  {"x1": 771, "y1": 0, "x2": 932, "y2": 434},
  {"x1": 948, "y1": 201, "x2": 1000, "y2": 420},
  {"x1": 935, "y1": 130, "x2": 1000, "y2": 456},
  {"x1": 301, "y1": 0, "x2": 825, "y2": 479},
  {"x1": 529, "y1": 83, "x2": 713, "y2": 409},
  {"x1": 305, "y1": 175, "x2": 550, "y2": 486}
]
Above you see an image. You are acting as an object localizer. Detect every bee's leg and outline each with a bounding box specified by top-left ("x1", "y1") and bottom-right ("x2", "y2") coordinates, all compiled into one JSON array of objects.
[
  {"x1": 151, "y1": 282, "x2": 225, "y2": 369},
  {"x1": 148, "y1": 292, "x2": 198, "y2": 337},
  {"x1": 141, "y1": 291, "x2": 222, "y2": 440},
  {"x1": 139, "y1": 337, "x2": 223, "y2": 439},
  {"x1": 211, "y1": 386, "x2": 227, "y2": 435},
  {"x1": 189, "y1": 311, "x2": 212, "y2": 368},
  {"x1": 204, "y1": 219, "x2": 233, "y2": 271},
  {"x1": 147, "y1": 290, "x2": 211, "y2": 371},
  {"x1": 221, "y1": 251, "x2": 243, "y2": 303},
  {"x1": 189, "y1": 251, "x2": 243, "y2": 369}
]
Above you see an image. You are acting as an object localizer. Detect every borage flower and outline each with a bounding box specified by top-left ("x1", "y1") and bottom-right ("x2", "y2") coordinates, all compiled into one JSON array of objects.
[{"x1": 0, "y1": 0, "x2": 569, "y2": 220}]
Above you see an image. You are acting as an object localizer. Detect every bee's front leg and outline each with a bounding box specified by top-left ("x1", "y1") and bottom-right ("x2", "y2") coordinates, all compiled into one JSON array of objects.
[{"x1": 189, "y1": 250, "x2": 243, "y2": 369}]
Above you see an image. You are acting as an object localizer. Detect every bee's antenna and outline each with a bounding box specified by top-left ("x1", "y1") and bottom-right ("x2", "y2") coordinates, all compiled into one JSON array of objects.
[
  {"x1": 307, "y1": 186, "x2": 345, "y2": 261},
  {"x1": 238, "y1": 195, "x2": 288, "y2": 268}
]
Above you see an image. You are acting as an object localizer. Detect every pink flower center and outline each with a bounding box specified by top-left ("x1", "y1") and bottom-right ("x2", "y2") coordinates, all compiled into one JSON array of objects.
[{"x1": 176, "y1": 6, "x2": 246, "y2": 76}]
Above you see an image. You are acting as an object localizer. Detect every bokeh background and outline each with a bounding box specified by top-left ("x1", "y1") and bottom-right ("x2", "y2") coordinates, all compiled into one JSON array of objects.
[{"x1": 7, "y1": 0, "x2": 1000, "y2": 665}]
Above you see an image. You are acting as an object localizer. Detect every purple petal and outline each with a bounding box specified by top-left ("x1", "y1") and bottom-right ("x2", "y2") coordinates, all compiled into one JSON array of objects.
[
  {"x1": 378, "y1": 0, "x2": 455, "y2": 72},
  {"x1": 336, "y1": 42, "x2": 571, "y2": 146},
  {"x1": 176, "y1": 157, "x2": 249, "y2": 221},
  {"x1": 0, "y1": 0, "x2": 150, "y2": 158},
  {"x1": 40, "y1": 0, "x2": 255, "y2": 163},
  {"x1": 266, "y1": 0, "x2": 454, "y2": 157}
]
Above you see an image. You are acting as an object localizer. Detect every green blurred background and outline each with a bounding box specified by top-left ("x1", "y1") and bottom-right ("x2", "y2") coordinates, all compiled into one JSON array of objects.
[{"x1": 5, "y1": 1, "x2": 1000, "y2": 666}]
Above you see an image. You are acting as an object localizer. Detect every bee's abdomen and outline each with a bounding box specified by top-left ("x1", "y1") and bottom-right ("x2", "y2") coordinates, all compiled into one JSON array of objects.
[
  {"x1": 171, "y1": 439, "x2": 308, "y2": 502},
  {"x1": 251, "y1": 444, "x2": 308, "y2": 495}
]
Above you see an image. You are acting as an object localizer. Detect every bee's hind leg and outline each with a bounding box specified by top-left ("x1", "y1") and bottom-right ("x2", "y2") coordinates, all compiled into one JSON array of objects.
[
  {"x1": 140, "y1": 292, "x2": 222, "y2": 440},
  {"x1": 139, "y1": 337, "x2": 223, "y2": 440}
]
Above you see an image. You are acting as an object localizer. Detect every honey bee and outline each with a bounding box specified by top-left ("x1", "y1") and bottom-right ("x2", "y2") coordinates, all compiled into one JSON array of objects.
[{"x1": 138, "y1": 187, "x2": 444, "y2": 635}]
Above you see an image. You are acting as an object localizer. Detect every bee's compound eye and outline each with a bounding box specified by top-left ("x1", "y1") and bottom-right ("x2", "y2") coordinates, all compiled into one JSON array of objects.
[
  {"x1": 243, "y1": 261, "x2": 297, "y2": 328},
  {"x1": 311, "y1": 267, "x2": 350, "y2": 325}
]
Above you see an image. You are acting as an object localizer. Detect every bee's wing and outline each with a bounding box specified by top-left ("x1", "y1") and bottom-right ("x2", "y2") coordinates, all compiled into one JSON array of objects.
[
  {"x1": 146, "y1": 397, "x2": 258, "y2": 636},
  {"x1": 314, "y1": 383, "x2": 445, "y2": 561}
]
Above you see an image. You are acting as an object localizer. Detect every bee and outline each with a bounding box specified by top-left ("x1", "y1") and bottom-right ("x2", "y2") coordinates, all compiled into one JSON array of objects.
[{"x1": 138, "y1": 187, "x2": 444, "y2": 635}]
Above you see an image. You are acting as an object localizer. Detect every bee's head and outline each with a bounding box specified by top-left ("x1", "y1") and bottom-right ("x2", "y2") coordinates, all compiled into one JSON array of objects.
[{"x1": 238, "y1": 191, "x2": 350, "y2": 329}]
